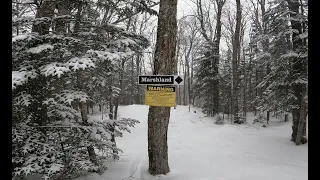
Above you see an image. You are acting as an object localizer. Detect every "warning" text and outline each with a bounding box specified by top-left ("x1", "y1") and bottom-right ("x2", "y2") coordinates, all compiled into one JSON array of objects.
[{"x1": 147, "y1": 85, "x2": 175, "y2": 92}]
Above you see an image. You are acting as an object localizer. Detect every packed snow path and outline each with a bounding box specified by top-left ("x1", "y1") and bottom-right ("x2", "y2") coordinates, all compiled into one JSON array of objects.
[{"x1": 85, "y1": 105, "x2": 308, "y2": 180}]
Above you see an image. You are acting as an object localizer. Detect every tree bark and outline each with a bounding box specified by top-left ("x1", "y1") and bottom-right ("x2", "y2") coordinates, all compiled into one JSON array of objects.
[
  {"x1": 136, "y1": 55, "x2": 142, "y2": 104},
  {"x1": 285, "y1": 114, "x2": 288, "y2": 122},
  {"x1": 232, "y1": 0, "x2": 242, "y2": 123},
  {"x1": 212, "y1": 0, "x2": 225, "y2": 115},
  {"x1": 76, "y1": 71, "x2": 98, "y2": 165},
  {"x1": 174, "y1": 30, "x2": 180, "y2": 108},
  {"x1": 183, "y1": 60, "x2": 186, "y2": 105},
  {"x1": 32, "y1": 0, "x2": 56, "y2": 35},
  {"x1": 258, "y1": 0, "x2": 271, "y2": 123},
  {"x1": 191, "y1": 56, "x2": 194, "y2": 107},
  {"x1": 109, "y1": 99, "x2": 118, "y2": 160},
  {"x1": 55, "y1": 1, "x2": 72, "y2": 34},
  {"x1": 196, "y1": 0, "x2": 225, "y2": 115},
  {"x1": 114, "y1": 58, "x2": 125, "y2": 120},
  {"x1": 286, "y1": 0, "x2": 307, "y2": 145},
  {"x1": 254, "y1": 68, "x2": 258, "y2": 116},
  {"x1": 29, "y1": 0, "x2": 56, "y2": 135},
  {"x1": 242, "y1": 48, "x2": 247, "y2": 116},
  {"x1": 131, "y1": 57, "x2": 135, "y2": 104},
  {"x1": 79, "y1": 101, "x2": 97, "y2": 165},
  {"x1": 72, "y1": 2, "x2": 99, "y2": 163},
  {"x1": 147, "y1": 0, "x2": 177, "y2": 175},
  {"x1": 295, "y1": 87, "x2": 307, "y2": 145}
]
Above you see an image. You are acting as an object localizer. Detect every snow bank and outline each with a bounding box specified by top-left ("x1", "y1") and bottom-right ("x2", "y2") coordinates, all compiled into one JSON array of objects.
[{"x1": 78, "y1": 105, "x2": 308, "y2": 180}]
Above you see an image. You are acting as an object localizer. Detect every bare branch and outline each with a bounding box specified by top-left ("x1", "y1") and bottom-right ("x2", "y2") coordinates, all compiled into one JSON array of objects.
[{"x1": 196, "y1": 0, "x2": 213, "y2": 44}]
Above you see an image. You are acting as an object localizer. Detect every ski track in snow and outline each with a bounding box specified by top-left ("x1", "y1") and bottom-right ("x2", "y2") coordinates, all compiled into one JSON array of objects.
[{"x1": 78, "y1": 105, "x2": 307, "y2": 180}]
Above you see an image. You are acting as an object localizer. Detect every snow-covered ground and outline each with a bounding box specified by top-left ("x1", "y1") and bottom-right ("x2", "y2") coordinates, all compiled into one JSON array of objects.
[{"x1": 79, "y1": 105, "x2": 308, "y2": 180}]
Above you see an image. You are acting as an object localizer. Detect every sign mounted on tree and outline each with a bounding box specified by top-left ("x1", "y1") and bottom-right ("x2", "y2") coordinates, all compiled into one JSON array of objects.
[
  {"x1": 145, "y1": 85, "x2": 176, "y2": 107},
  {"x1": 138, "y1": 75, "x2": 184, "y2": 85}
]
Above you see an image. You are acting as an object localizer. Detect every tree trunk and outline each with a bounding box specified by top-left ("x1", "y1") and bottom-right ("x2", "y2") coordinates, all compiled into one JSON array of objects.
[
  {"x1": 259, "y1": 0, "x2": 271, "y2": 123},
  {"x1": 254, "y1": 68, "x2": 258, "y2": 116},
  {"x1": 147, "y1": 0, "x2": 177, "y2": 175},
  {"x1": 55, "y1": 1, "x2": 72, "y2": 34},
  {"x1": 72, "y1": 2, "x2": 99, "y2": 163},
  {"x1": 178, "y1": 62, "x2": 181, "y2": 106},
  {"x1": 242, "y1": 48, "x2": 247, "y2": 116},
  {"x1": 15, "y1": 3, "x2": 20, "y2": 36},
  {"x1": 109, "y1": 102, "x2": 118, "y2": 160},
  {"x1": 76, "y1": 72, "x2": 97, "y2": 165},
  {"x1": 232, "y1": 0, "x2": 242, "y2": 123},
  {"x1": 286, "y1": 0, "x2": 307, "y2": 145},
  {"x1": 191, "y1": 57, "x2": 194, "y2": 106},
  {"x1": 248, "y1": 48, "x2": 253, "y2": 112},
  {"x1": 136, "y1": 55, "x2": 142, "y2": 104},
  {"x1": 174, "y1": 28, "x2": 180, "y2": 109},
  {"x1": 188, "y1": 72, "x2": 191, "y2": 112},
  {"x1": 131, "y1": 57, "x2": 135, "y2": 104},
  {"x1": 212, "y1": 0, "x2": 225, "y2": 115},
  {"x1": 183, "y1": 60, "x2": 187, "y2": 106},
  {"x1": 114, "y1": 58, "x2": 125, "y2": 120},
  {"x1": 295, "y1": 87, "x2": 307, "y2": 145},
  {"x1": 285, "y1": 114, "x2": 288, "y2": 122},
  {"x1": 112, "y1": 20, "x2": 131, "y2": 158},
  {"x1": 29, "y1": 0, "x2": 56, "y2": 135},
  {"x1": 79, "y1": 101, "x2": 97, "y2": 165},
  {"x1": 32, "y1": 0, "x2": 56, "y2": 35},
  {"x1": 87, "y1": 145, "x2": 97, "y2": 165}
]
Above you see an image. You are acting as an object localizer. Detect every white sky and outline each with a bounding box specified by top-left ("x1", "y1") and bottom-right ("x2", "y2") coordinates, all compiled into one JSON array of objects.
[
  {"x1": 176, "y1": 0, "x2": 252, "y2": 52},
  {"x1": 177, "y1": 0, "x2": 196, "y2": 18}
]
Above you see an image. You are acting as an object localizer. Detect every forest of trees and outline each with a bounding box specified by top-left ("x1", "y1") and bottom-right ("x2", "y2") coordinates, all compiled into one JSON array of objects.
[
  {"x1": 12, "y1": 0, "x2": 307, "y2": 179},
  {"x1": 12, "y1": 0, "x2": 159, "y2": 179},
  {"x1": 175, "y1": 0, "x2": 308, "y2": 145}
]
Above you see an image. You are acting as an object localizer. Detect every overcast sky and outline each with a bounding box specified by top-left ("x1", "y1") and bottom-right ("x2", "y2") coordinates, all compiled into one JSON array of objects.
[{"x1": 177, "y1": 0, "x2": 196, "y2": 18}]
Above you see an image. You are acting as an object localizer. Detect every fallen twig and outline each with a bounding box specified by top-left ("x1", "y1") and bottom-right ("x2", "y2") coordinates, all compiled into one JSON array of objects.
[{"x1": 122, "y1": 161, "x2": 141, "y2": 180}]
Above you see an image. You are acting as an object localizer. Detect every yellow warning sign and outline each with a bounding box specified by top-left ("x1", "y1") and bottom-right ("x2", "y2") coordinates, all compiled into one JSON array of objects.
[{"x1": 145, "y1": 85, "x2": 176, "y2": 107}]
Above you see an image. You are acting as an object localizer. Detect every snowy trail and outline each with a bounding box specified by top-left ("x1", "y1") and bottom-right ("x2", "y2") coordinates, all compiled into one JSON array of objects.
[{"x1": 84, "y1": 105, "x2": 307, "y2": 180}]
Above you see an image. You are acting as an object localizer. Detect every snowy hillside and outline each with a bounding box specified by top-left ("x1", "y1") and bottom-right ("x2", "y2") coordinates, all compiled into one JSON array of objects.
[{"x1": 78, "y1": 105, "x2": 308, "y2": 180}]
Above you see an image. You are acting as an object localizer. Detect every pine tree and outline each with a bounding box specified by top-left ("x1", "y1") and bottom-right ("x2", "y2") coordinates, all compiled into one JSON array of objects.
[
  {"x1": 194, "y1": 0, "x2": 226, "y2": 117},
  {"x1": 194, "y1": 42, "x2": 216, "y2": 116},
  {"x1": 285, "y1": 0, "x2": 308, "y2": 145},
  {"x1": 252, "y1": 0, "x2": 308, "y2": 144},
  {"x1": 12, "y1": 0, "x2": 157, "y2": 179}
]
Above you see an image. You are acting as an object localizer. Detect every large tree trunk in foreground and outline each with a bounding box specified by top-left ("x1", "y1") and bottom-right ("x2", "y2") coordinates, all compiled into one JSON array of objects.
[
  {"x1": 148, "y1": 0, "x2": 177, "y2": 175},
  {"x1": 286, "y1": 0, "x2": 307, "y2": 145}
]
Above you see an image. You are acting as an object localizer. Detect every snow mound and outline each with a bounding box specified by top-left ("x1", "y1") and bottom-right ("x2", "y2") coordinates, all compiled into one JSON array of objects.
[{"x1": 77, "y1": 105, "x2": 308, "y2": 180}]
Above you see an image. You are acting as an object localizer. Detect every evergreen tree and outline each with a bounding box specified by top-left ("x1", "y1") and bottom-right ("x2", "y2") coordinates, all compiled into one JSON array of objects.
[
  {"x1": 12, "y1": 0, "x2": 157, "y2": 179},
  {"x1": 194, "y1": 42, "x2": 216, "y2": 116}
]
